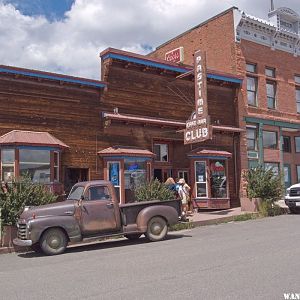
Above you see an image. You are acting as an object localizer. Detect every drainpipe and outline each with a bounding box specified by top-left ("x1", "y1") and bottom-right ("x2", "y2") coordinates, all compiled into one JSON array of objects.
[{"x1": 258, "y1": 123, "x2": 264, "y2": 165}]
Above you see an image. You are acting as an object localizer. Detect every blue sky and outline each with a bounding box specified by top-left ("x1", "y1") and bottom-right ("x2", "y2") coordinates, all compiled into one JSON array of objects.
[
  {"x1": 0, "y1": 0, "x2": 298, "y2": 79},
  {"x1": 3, "y1": 0, "x2": 74, "y2": 21}
]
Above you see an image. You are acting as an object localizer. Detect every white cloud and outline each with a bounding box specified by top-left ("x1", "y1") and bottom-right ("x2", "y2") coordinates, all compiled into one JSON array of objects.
[{"x1": 0, "y1": 0, "x2": 298, "y2": 79}]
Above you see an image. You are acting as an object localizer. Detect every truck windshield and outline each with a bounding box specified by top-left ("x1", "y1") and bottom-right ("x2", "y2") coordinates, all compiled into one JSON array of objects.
[{"x1": 67, "y1": 186, "x2": 84, "y2": 200}]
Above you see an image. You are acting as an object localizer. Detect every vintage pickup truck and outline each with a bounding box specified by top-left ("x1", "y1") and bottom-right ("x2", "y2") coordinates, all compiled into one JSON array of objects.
[{"x1": 13, "y1": 180, "x2": 181, "y2": 255}]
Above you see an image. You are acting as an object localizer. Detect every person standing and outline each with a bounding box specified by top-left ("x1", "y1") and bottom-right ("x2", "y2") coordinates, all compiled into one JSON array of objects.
[{"x1": 178, "y1": 178, "x2": 191, "y2": 220}]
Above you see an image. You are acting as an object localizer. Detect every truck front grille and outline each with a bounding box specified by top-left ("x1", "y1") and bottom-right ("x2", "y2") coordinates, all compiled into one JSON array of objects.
[
  {"x1": 289, "y1": 188, "x2": 300, "y2": 197},
  {"x1": 17, "y1": 224, "x2": 27, "y2": 240}
]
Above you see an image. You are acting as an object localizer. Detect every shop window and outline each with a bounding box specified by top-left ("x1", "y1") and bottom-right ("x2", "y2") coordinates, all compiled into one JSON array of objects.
[
  {"x1": 246, "y1": 63, "x2": 256, "y2": 73},
  {"x1": 19, "y1": 149, "x2": 50, "y2": 183},
  {"x1": 154, "y1": 144, "x2": 168, "y2": 162},
  {"x1": 266, "y1": 81, "x2": 276, "y2": 109},
  {"x1": 297, "y1": 165, "x2": 300, "y2": 182},
  {"x1": 210, "y1": 160, "x2": 227, "y2": 198},
  {"x1": 124, "y1": 158, "x2": 147, "y2": 201},
  {"x1": 1, "y1": 149, "x2": 15, "y2": 181},
  {"x1": 108, "y1": 161, "x2": 120, "y2": 202},
  {"x1": 263, "y1": 131, "x2": 277, "y2": 149},
  {"x1": 195, "y1": 161, "x2": 207, "y2": 198},
  {"x1": 264, "y1": 162, "x2": 279, "y2": 176},
  {"x1": 296, "y1": 89, "x2": 300, "y2": 113},
  {"x1": 53, "y1": 151, "x2": 59, "y2": 181},
  {"x1": 248, "y1": 160, "x2": 259, "y2": 169},
  {"x1": 265, "y1": 67, "x2": 275, "y2": 78},
  {"x1": 246, "y1": 126, "x2": 257, "y2": 150},
  {"x1": 295, "y1": 137, "x2": 300, "y2": 153},
  {"x1": 283, "y1": 136, "x2": 291, "y2": 153},
  {"x1": 247, "y1": 76, "x2": 257, "y2": 106}
]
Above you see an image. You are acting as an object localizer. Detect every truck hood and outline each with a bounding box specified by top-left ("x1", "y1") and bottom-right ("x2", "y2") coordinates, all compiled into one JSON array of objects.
[
  {"x1": 19, "y1": 201, "x2": 77, "y2": 221},
  {"x1": 288, "y1": 183, "x2": 300, "y2": 189}
]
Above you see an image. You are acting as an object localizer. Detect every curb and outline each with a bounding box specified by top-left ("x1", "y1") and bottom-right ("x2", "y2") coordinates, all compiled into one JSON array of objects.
[{"x1": 191, "y1": 215, "x2": 241, "y2": 227}]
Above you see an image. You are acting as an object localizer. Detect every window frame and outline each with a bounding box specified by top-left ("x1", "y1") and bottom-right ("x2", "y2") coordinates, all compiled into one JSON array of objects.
[
  {"x1": 194, "y1": 161, "x2": 207, "y2": 198},
  {"x1": 297, "y1": 165, "x2": 300, "y2": 182},
  {"x1": 265, "y1": 67, "x2": 276, "y2": 78},
  {"x1": 295, "y1": 75, "x2": 300, "y2": 85},
  {"x1": 296, "y1": 88, "x2": 300, "y2": 114},
  {"x1": 266, "y1": 80, "x2": 276, "y2": 109},
  {"x1": 246, "y1": 126, "x2": 257, "y2": 150},
  {"x1": 1, "y1": 148, "x2": 15, "y2": 181},
  {"x1": 246, "y1": 63, "x2": 257, "y2": 73},
  {"x1": 295, "y1": 137, "x2": 300, "y2": 153},
  {"x1": 53, "y1": 151, "x2": 60, "y2": 182},
  {"x1": 263, "y1": 130, "x2": 278, "y2": 149},
  {"x1": 153, "y1": 143, "x2": 169, "y2": 162},
  {"x1": 282, "y1": 136, "x2": 291, "y2": 153},
  {"x1": 246, "y1": 76, "x2": 258, "y2": 106}
]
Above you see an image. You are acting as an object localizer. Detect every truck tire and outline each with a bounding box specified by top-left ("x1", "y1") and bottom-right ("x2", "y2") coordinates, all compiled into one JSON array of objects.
[
  {"x1": 40, "y1": 228, "x2": 68, "y2": 256},
  {"x1": 124, "y1": 234, "x2": 142, "y2": 241},
  {"x1": 145, "y1": 217, "x2": 168, "y2": 242}
]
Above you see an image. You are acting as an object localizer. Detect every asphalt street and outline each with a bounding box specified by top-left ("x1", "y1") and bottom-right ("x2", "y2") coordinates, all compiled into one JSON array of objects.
[{"x1": 0, "y1": 215, "x2": 299, "y2": 300}]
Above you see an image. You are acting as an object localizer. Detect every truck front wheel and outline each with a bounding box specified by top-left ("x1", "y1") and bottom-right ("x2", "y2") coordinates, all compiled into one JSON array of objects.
[
  {"x1": 145, "y1": 217, "x2": 168, "y2": 242},
  {"x1": 40, "y1": 228, "x2": 68, "y2": 255}
]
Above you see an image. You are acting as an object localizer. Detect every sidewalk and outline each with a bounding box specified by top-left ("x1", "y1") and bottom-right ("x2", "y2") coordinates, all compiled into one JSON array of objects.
[{"x1": 0, "y1": 207, "x2": 254, "y2": 255}]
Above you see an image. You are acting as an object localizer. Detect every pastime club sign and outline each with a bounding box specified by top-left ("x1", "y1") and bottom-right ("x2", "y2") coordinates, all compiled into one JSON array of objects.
[
  {"x1": 184, "y1": 50, "x2": 212, "y2": 145},
  {"x1": 165, "y1": 47, "x2": 184, "y2": 63}
]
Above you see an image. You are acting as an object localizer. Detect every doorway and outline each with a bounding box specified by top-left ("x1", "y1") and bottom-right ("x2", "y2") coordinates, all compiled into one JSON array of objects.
[
  {"x1": 64, "y1": 168, "x2": 89, "y2": 194},
  {"x1": 154, "y1": 169, "x2": 171, "y2": 182}
]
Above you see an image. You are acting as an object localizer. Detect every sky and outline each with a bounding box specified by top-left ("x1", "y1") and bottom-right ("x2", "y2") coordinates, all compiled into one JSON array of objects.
[{"x1": 0, "y1": 0, "x2": 298, "y2": 79}]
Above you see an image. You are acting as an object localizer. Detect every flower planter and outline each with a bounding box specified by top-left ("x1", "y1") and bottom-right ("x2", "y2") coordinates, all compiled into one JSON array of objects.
[{"x1": 1, "y1": 225, "x2": 17, "y2": 247}]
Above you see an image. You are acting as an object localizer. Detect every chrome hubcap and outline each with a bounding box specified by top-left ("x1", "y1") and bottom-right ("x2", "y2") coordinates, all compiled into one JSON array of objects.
[
  {"x1": 151, "y1": 222, "x2": 162, "y2": 235},
  {"x1": 48, "y1": 235, "x2": 60, "y2": 249}
]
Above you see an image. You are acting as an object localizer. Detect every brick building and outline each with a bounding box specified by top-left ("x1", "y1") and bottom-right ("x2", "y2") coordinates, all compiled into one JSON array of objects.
[{"x1": 150, "y1": 5, "x2": 300, "y2": 208}]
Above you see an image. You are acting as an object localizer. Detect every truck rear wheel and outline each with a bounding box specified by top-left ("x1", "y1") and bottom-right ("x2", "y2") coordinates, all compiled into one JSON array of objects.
[
  {"x1": 40, "y1": 228, "x2": 68, "y2": 256},
  {"x1": 124, "y1": 234, "x2": 142, "y2": 241},
  {"x1": 145, "y1": 217, "x2": 168, "y2": 242}
]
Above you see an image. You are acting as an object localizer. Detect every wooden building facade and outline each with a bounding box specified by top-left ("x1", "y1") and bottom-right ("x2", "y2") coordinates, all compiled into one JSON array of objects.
[{"x1": 0, "y1": 49, "x2": 243, "y2": 209}]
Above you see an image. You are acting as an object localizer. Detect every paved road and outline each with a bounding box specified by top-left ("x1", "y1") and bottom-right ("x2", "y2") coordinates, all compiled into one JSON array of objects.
[{"x1": 1, "y1": 215, "x2": 300, "y2": 300}]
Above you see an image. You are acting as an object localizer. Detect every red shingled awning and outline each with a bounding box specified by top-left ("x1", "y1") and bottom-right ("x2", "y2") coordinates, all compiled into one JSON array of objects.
[
  {"x1": 187, "y1": 149, "x2": 232, "y2": 158},
  {"x1": 98, "y1": 146, "x2": 155, "y2": 157},
  {"x1": 0, "y1": 130, "x2": 69, "y2": 148}
]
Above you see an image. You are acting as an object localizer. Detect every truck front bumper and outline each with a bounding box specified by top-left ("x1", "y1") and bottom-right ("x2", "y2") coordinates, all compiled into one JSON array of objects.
[{"x1": 13, "y1": 238, "x2": 32, "y2": 247}]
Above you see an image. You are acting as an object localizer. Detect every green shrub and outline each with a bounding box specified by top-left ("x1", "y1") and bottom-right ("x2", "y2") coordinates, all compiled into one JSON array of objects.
[
  {"x1": 243, "y1": 165, "x2": 285, "y2": 217},
  {"x1": 0, "y1": 175, "x2": 57, "y2": 226},
  {"x1": 233, "y1": 213, "x2": 258, "y2": 222},
  {"x1": 134, "y1": 179, "x2": 176, "y2": 202}
]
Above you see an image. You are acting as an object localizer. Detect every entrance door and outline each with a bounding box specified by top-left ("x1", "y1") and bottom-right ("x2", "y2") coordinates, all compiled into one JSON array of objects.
[
  {"x1": 154, "y1": 169, "x2": 171, "y2": 182},
  {"x1": 284, "y1": 164, "x2": 291, "y2": 189},
  {"x1": 64, "y1": 168, "x2": 89, "y2": 194},
  {"x1": 80, "y1": 185, "x2": 118, "y2": 235}
]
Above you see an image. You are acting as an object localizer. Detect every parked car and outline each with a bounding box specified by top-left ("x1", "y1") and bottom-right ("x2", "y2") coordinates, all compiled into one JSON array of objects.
[
  {"x1": 285, "y1": 183, "x2": 300, "y2": 214},
  {"x1": 13, "y1": 180, "x2": 181, "y2": 255}
]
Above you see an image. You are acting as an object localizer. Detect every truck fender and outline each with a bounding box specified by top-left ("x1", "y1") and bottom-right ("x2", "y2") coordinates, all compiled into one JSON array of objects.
[
  {"x1": 136, "y1": 205, "x2": 179, "y2": 232},
  {"x1": 28, "y1": 217, "x2": 82, "y2": 244}
]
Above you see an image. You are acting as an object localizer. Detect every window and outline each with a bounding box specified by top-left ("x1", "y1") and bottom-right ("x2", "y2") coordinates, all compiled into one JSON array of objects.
[
  {"x1": 210, "y1": 160, "x2": 227, "y2": 198},
  {"x1": 265, "y1": 67, "x2": 275, "y2": 78},
  {"x1": 53, "y1": 151, "x2": 59, "y2": 181},
  {"x1": 247, "y1": 77, "x2": 257, "y2": 106},
  {"x1": 67, "y1": 186, "x2": 84, "y2": 200},
  {"x1": 195, "y1": 161, "x2": 207, "y2": 198},
  {"x1": 266, "y1": 81, "x2": 276, "y2": 109},
  {"x1": 19, "y1": 149, "x2": 50, "y2": 183},
  {"x1": 248, "y1": 160, "x2": 259, "y2": 169},
  {"x1": 1, "y1": 149, "x2": 15, "y2": 181},
  {"x1": 88, "y1": 186, "x2": 110, "y2": 201},
  {"x1": 108, "y1": 161, "x2": 120, "y2": 202},
  {"x1": 295, "y1": 137, "x2": 300, "y2": 152},
  {"x1": 295, "y1": 75, "x2": 300, "y2": 84},
  {"x1": 297, "y1": 165, "x2": 300, "y2": 182},
  {"x1": 154, "y1": 144, "x2": 168, "y2": 162},
  {"x1": 246, "y1": 63, "x2": 256, "y2": 73},
  {"x1": 283, "y1": 136, "x2": 291, "y2": 153},
  {"x1": 246, "y1": 127, "x2": 257, "y2": 150},
  {"x1": 178, "y1": 170, "x2": 188, "y2": 183},
  {"x1": 265, "y1": 162, "x2": 279, "y2": 176},
  {"x1": 296, "y1": 89, "x2": 300, "y2": 113},
  {"x1": 263, "y1": 131, "x2": 277, "y2": 149}
]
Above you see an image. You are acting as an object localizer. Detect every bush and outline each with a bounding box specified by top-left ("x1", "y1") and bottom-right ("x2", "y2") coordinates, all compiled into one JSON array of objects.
[
  {"x1": 243, "y1": 165, "x2": 284, "y2": 216},
  {"x1": 0, "y1": 175, "x2": 57, "y2": 226},
  {"x1": 134, "y1": 179, "x2": 176, "y2": 202}
]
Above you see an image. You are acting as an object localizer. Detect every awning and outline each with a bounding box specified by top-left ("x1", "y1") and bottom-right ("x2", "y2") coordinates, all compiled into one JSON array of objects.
[
  {"x1": 98, "y1": 146, "x2": 155, "y2": 158},
  {"x1": 0, "y1": 130, "x2": 69, "y2": 148},
  {"x1": 187, "y1": 149, "x2": 232, "y2": 159}
]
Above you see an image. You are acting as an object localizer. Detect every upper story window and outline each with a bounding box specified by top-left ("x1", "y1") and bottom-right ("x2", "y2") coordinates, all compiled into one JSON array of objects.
[
  {"x1": 266, "y1": 81, "x2": 276, "y2": 109},
  {"x1": 247, "y1": 76, "x2": 257, "y2": 106},
  {"x1": 263, "y1": 130, "x2": 278, "y2": 149},
  {"x1": 246, "y1": 127, "x2": 257, "y2": 150},
  {"x1": 265, "y1": 67, "x2": 275, "y2": 78},
  {"x1": 283, "y1": 136, "x2": 291, "y2": 153},
  {"x1": 1, "y1": 149, "x2": 15, "y2": 181},
  {"x1": 296, "y1": 89, "x2": 300, "y2": 113},
  {"x1": 295, "y1": 137, "x2": 300, "y2": 153},
  {"x1": 246, "y1": 63, "x2": 257, "y2": 73},
  {"x1": 154, "y1": 143, "x2": 168, "y2": 162},
  {"x1": 295, "y1": 75, "x2": 300, "y2": 85}
]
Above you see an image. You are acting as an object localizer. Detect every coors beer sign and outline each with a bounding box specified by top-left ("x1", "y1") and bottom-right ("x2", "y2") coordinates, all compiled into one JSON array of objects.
[{"x1": 184, "y1": 50, "x2": 212, "y2": 145}]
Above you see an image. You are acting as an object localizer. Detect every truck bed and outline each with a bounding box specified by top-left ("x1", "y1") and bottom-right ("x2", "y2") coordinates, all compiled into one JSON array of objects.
[{"x1": 120, "y1": 199, "x2": 181, "y2": 225}]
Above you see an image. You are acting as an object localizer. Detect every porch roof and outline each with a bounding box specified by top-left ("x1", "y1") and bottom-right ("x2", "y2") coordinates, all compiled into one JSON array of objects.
[
  {"x1": 187, "y1": 149, "x2": 232, "y2": 159},
  {"x1": 0, "y1": 130, "x2": 69, "y2": 148},
  {"x1": 98, "y1": 146, "x2": 155, "y2": 157}
]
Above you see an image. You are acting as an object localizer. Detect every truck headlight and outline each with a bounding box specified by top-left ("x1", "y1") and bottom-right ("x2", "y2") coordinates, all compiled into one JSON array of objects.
[{"x1": 286, "y1": 188, "x2": 290, "y2": 196}]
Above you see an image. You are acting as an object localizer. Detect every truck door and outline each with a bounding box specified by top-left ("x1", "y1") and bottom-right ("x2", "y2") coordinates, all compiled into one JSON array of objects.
[{"x1": 80, "y1": 185, "x2": 118, "y2": 235}]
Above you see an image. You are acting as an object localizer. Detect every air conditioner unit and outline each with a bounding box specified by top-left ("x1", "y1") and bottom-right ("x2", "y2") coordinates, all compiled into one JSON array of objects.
[{"x1": 247, "y1": 151, "x2": 259, "y2": 159}]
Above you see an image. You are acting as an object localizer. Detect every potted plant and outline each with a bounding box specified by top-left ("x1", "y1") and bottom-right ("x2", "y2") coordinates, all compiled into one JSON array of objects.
[{"x1": 0, "y1": 175, "x2": 57, "y2": 247}]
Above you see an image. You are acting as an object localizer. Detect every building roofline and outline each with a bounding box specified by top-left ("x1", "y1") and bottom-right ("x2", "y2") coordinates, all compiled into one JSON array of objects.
[
  {"x1": 153, "y1": 6, "x2": 238, "y2": 51},
  {"x1": 0, "y1": 65, "x2": 107, "y2": 89},
  {"x1": 100, "y1": 48, "x2": 243, "y2": 84}
]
